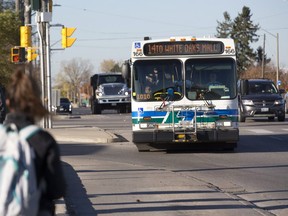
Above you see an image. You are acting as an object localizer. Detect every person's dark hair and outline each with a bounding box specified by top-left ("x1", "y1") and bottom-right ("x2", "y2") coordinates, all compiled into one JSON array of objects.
[{"x1": 6, "y1": 69, "x2": 48, "y2": 120}]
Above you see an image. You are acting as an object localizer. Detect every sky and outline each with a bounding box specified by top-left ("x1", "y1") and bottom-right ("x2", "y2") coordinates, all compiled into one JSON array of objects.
[{"x1": 48, "y1": 0, "x2": 288, "y2": 78}]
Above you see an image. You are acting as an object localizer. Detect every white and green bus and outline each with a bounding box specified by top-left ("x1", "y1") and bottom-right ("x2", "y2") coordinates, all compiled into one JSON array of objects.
[{"x1": 122, "y1": 36, "x2": 239, "y2": 152}]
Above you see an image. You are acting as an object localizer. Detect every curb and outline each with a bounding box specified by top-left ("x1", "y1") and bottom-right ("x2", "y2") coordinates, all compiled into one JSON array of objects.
[{"x1": 47, "y1": 127, "x2": 121, "y2": 144}]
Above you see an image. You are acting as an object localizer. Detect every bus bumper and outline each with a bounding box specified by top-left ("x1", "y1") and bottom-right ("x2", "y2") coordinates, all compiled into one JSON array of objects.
[{"x1": 132, "y1": 128, "x2": 239, "y2": 144}]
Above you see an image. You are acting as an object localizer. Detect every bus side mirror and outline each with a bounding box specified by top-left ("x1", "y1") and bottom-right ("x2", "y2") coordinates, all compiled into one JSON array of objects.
[
  {"x1": 240, "y1": 80, "x2": 248, "y2": 95},
  {"x1": 122, "y1": 60, "x2": 131, "y2": 80}
]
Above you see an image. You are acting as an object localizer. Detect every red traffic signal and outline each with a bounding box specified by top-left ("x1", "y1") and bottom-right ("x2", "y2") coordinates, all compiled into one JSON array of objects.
[{"x1": 11, "y1": 47, "x2": 26, "y2": 63}]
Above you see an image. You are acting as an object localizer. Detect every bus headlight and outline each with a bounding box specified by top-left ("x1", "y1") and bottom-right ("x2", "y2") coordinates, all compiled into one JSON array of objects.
[
  {"x1": 139, "y1": 122, "x2": 156, "y2": 129},
  {"x1": 215, "y1": 120, "x2": 232, "y2": 127},
  {"x1": 242, "y1": 99, "x2": 254, "y2": 105}
]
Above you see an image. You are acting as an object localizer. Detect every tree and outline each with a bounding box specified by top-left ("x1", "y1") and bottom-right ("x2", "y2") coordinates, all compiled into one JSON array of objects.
[
  {"x1": 0, "y1": 0, "x2": 15, "y2": 11},
  {"x1": 100, "y1": 59, "x2": 122, "y2": 72},
  {"x1": 54, "y1": 58, "x2": 93, "y2": 104},
  {"x1": 255, "y1": 46, "x2": 271, "y2": 66},
  {"x1": 0, "y1": 10, "x2": 21, "y2": 87},
  {"x1": 216, "y1": 11, "x2": 233, "y2": 38},
  {"x1": 216, "y1": 6, "x2": 260, "y2": 76},
  {"x1": 232, "y1": 6, "x2": 260, "y2": 75}
]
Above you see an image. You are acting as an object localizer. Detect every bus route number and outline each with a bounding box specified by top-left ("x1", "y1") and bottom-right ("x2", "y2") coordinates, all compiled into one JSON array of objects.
[
  {"x1": 133, "y1": 51, "x2": 143, "y2": 57},
  {"x1": 225, "y1": 48, "x2": 235, "y2": 55}
]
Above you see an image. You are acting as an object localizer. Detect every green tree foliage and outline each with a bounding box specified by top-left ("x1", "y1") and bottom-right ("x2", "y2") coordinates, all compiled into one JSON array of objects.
[
  {"x1": 216, "y1": 12, "x2": 233, "y2": 38},
  {"x1": 0, "y1": 10, "x2": 21, "y2": 87},
  {"x1": 255, "y1": 46, "x2": 271, "y2": 66},
  {"x1": 216, "y1": 6, "x2": 260, "y2": 76}
]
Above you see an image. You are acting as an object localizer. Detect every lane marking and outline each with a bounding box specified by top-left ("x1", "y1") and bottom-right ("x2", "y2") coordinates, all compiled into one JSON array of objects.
[{"x1": 246, "y1": 129, "x2": 274, "y2": 134}]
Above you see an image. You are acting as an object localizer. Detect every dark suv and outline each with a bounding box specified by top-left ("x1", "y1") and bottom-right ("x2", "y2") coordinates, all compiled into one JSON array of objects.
[
  {"x1": 0, "y1": 85, "x2": 6, "y2": 123},
  {"x1": 238, "y1": 79, "x2": 285, "y2": 122},
  {"x1": 56, "y1": 98, "x2": 72, "y2": 114}
]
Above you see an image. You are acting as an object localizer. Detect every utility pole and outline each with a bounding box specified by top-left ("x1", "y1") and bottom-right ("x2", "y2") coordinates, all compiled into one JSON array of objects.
[
  {"x1": 24, "y1": 0, "x2": 33, "y2": 75},
  {"x1": 15, "y1": 0, "x2": 20, "y2": 13},
  {"x1": 261, "y1": 29, "x2": 280, "y2": 88},
  {"x1": 276, "y1": 33, "x2": 279, "y2": 88},
  {"x1": 261, "y1": 34, "x2": 265, "y2": 78},
  {"x1": 24, "y1": 0, "x2": 31, "y2": 24},
  {"x1": 35, "y1": 0, "x2": 52, "y2": 128}
]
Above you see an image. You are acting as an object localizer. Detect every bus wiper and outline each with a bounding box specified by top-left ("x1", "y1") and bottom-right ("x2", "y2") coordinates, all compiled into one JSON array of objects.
[
  {"x1": 198, "y1": 89, "x2": 217, "y2": 108},
  {"x1": 158, "y1": 88, "x2": 176, "y2": 109}
]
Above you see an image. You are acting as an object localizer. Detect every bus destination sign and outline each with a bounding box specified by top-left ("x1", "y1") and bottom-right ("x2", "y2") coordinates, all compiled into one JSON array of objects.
[{"x1": 143, "y1": 41, "x2": 224, "y2": 56}]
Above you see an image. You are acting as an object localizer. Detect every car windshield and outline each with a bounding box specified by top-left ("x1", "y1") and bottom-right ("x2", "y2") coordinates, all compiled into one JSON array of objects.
[
  {"x1": 60, "y1": 98, "x2": 70, "y2": 103},
  {"x1": 248, "y1": 82, "x2": 278, "y2": 94}
]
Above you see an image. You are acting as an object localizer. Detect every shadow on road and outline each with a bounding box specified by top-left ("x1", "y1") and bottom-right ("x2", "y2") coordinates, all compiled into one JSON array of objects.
[{"x1": 62, "y1": 162, "x2": 98, "y2": 216}]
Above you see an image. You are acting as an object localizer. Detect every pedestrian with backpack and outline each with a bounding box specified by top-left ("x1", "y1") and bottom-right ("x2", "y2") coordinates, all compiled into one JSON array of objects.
[{"x1": 0, "y1": 69, "x2": 66, "y2": 216}]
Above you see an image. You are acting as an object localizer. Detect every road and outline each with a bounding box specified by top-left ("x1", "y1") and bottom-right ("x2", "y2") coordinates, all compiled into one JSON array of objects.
[{"x1": 54, "y1": 108, "x2": 288, "y2": 216}]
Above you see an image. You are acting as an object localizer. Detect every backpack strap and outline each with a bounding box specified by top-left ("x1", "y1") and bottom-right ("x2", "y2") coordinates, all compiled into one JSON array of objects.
[{"x1": 19, "y1": 125, "x2": 41, "y2": 140}]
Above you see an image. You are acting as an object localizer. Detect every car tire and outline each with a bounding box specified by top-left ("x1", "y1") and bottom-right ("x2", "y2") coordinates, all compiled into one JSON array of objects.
[
  {"x1": 278, "y1": 115, "x2": 285, "y2": 122},
  {"x1": 92, "y1": 102, "x2": 101, "y2": 114}
]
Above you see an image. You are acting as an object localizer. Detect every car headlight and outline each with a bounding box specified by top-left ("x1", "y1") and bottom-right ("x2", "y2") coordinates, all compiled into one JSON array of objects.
[
  {"x1": 118, "y1": 87, "x2": 131, "y2": 96},
  {"x1": 242, "y1": 99, "x2": 254, "y2": 105},
  {"x1": 274, "y1": 99, "x2": 284, "y2": 105},
  {"x1": 96, "y1": 86, "x2": 104, "y2": 96}
]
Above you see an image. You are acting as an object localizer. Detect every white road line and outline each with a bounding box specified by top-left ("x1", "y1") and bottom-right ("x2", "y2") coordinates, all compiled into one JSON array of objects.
[{"x1": 247, "y1": 129, "x2": 274, "y2": 134}]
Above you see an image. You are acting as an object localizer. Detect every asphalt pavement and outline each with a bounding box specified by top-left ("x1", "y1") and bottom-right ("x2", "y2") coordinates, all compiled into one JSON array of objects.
[{"x1": 47, "y1": 124, "x2": 277, "y2": 216}]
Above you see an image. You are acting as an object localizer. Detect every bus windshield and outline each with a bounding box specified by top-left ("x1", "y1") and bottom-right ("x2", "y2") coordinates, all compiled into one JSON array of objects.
[
  {"x1": 185, "y1": 58, "x2": 237, "y2": 100},
  {"x1": 133, "y1": 60, "x2": 183, "y2": 101}
]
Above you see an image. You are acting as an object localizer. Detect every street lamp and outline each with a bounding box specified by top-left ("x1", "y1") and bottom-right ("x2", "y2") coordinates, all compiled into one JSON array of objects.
[{"x1": 261, "y1": 29, "x2": 279, "y2": 88}]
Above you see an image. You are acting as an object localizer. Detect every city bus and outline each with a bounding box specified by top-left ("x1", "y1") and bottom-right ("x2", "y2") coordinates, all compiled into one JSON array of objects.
[{"x1": 122, "y1": 36, "x2": 239, "y2": 151}]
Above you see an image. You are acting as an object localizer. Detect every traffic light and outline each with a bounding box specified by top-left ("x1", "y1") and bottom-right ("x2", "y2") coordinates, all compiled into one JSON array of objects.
[
  {"x1": 20, "y1": 26, "x2": 32, "y2": 48},
  {"x1": 61, "y1": 27, "x2": 76, "y2": 48},
  {"x1": 27, "y1": 47, "x2": 38, "y2": 62},
  {"x1": 11, "y1": 47, "x2": 26, "y2": 63},
  {"x1": 31, "y1": 0, "x2": 41, "y2": 11}
]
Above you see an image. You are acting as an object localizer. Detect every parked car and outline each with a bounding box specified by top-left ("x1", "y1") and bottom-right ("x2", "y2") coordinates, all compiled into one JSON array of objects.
[
  {"x1": 238, "y1": 79, "x2": 285, "y2": 122},
  {"x1": 0, "y1": 85, "x2": 6, "y2": 123},
  {"x1": 56, "y1": 98, "x2": 72, "y2": 114}
]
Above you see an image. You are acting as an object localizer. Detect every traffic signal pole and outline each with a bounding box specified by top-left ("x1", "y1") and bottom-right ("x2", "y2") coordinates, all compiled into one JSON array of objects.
[
  {"x1": 14, "y1": 1, "x2": 76, "y2": 129},
  {"x1": 35, "y1": 0, "x2": 53, "y2": 129},
  {"x1": 46, "y1": 22, "x2": 52, "y2": 129}
]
